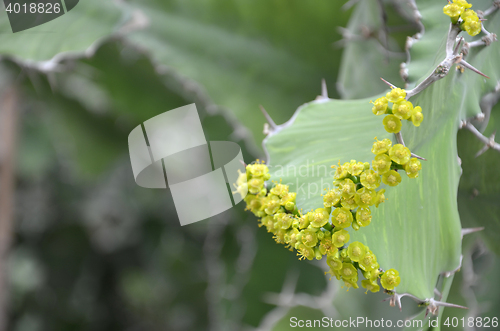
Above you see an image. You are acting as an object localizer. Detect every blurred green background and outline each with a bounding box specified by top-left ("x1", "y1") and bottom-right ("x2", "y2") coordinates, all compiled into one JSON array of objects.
[{"x1": 0, "y1": 1, "x2": 499, "y2": 330}]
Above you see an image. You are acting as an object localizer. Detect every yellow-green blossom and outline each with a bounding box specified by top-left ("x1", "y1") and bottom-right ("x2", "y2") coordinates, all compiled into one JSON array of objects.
[
  {"x1": 310, "y1": 208, "x2": 330, "y2": 228},
  {"x1": 404, "y1": 158, "x2": 422, "y2": 178},
  {"x1": 382, "y1": 170, "x2": 402, "y2": 187},
  {"x1": 355, "y1": 207, "x2": 372, "y2": 227},
  {"x1": 411, "y1": 107, "x2": 424, "y2": 127},
  {"x1": 332, "y1": 229, "x2": 350, "y2": 247},
  {"x1": 388, "y1": 144, "x2": 411, "y2": 165},
  {"x1": 372, "y1": 154, "x2": 392, "y2": 174},
  {"x1": 385, "y1": 87, "x2": 406, "y2": 103},
  {"x1": 332, "y1": 207, "x2": 353, "y2": 229},
  {"x1": 361, "y1": 279, "x2": 380, "y2": 293},
  {"x1": 371, "y1": 97, "x2": 389, "y2": 115},
  {"x1": 373, "y1": 189, "x2": 387, "y2": 208},
  {"x1": 354, "y1": 187, "x2": 376, "y2": 208},
  {"x1": 323, "y1": 189, "x2": 342, "y2": 208},
  {"x1": 381, "y1": 269, "x2": 401, "y2": 291},
  {"x1": 371, "y1": 138, "x2": 392, "y2": 155},
  {"x1": 360, "y1": 170, "x2": 381, "y2": 190},
  {"x1": 392, "y1": 100, "x2": 413, "y2": 120},
  {"x1": 347, "y1": 241, "x2": 367, "y2": 262},
  {"x1": 383, "y1": 115, "x2": 402, "y2": 133}
]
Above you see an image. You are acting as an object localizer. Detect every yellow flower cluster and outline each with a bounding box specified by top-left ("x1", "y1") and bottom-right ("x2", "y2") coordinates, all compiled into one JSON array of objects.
[
  {"x1": 234, "y1": 154, "x2": 406, "y2": 292},
  {"x1": 371, "y1": 88, "x2": 424, "y2": 133},
  {"x1": 443, "y1": 0, "x2": 481, "y2": 36}
]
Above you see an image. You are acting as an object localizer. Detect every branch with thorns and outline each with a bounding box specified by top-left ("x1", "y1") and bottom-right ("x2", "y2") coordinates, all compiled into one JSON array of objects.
[{"x1": 380, "y1": 14, "x2": 499, "y2": 156}]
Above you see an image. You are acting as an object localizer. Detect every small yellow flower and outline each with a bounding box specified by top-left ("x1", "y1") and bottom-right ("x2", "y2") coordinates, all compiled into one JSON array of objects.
[
  {"x1": 411, "y1": 107, "x2": 424, "y2": 127},
  {"x1": 359, "y1": 251, "x2": 378, "y2": 271},
  {"x1": 371, "y1": 138, "x2": 392, "y2": 155},
  {"x1": 332, "y1": 229, "x2": 350, "y2": 247},
  {"x1": 443, "y1": 3, "x2": 464, "y2": 19},
  {"x1": 332, "y1": 161, "x2": 349, "y2": 180},
  {"x1": 381, "y1": 269, "x2": 401, "y2": 291},
  {"x1": 382, "y1": 170, "x2": 402, "y2": 187},
  {"x1": 347, "y1": 242, "x2": 367, "y2": 262},
  {"x1": 342, "y1": 277, "x2": 359, "y2": 291},
  {"x1": 263, "y1": 194, "x2": 281, "y2": 215},
  {"x1": 383, "y1": 115, "x2": 402, "y2": 133},
  {"x1": 360, "y1": 170, "x2": 381, "y2": 190},
  {"x1": 461, "y1": 8, "x2": 477, "y2": 21},
  {"x1": 326, "y1": 253, "x2": 342, "y2": 270},
  {"x1": 349, "y1": 160, "x2": 365, "y2": 176},
  {"x1": 310, "y1": 208, "x2": 330, "y2": 228},
  {"x1": 341, "y1": 195, "x2": 358, "y2": 210},
  {"x1": 337, "y1": 178, "x2": 357, "y2": 198},
  {"x1": 372, "y1": 154, "x2": 392, "y2": 174},
  {"x1": 332, "y1": 207, "x2": 353, "y2": 229},
  {"x1": 354, "y1": 187, "x2": 376, "y2": 208},
  {"x1": 340, "y1": 262, "x2": 358, "y2": 280},
  {"x1": 355, "y1": 207, "x2": 372, "y2": 227},
  {"x1": 270, "y1": 183, "x2": 289, "y2": 198},
  {"x1": 392, "y1": 100, "x2": 413, "y2": 120},
  {"x1": 297, "y1": 244, "x2": 315, "y2": 261},
  {"x1": 462, "y1": 17, "x2": 481, "y2": 36},
  {"x1": 319, "y1": 237, "x2": 337, "y2": 256},
  {"x1": 454, "y1": 0, "x2": 472, "y2": 9},
  {"x1": 361, "y1": 279, "x2": 380, "y2": 293},
  {"x1": 388, "y1": 144, "x2": 411, "y2": 165},
  {"x1": 404, "y1": 158, "x2": 422, "y2": 178},
  {"x1": 373, "y1": 189, "x2": 386, "y2": 208},
  {"x1": 246, "y1": 163, "x2": 270, "y2": 180},
  {"x1": 248, "y1": 178, "x2": 264, "y2": 194},
  {"x1": 301, "y1": 228, "x2": 319, "y2": 248},
  {"x1": 323, "y1": 189, "x2": 341, "y2": 208},
  {"x1": 385, "y1": 87, "x2": 406, "y2": 103},
  {"x1": 370, "y1": 97, "x2": 389, "y2": 115}
]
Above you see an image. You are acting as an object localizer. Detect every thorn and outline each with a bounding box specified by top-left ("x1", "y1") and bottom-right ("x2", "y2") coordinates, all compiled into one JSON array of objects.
[
  {"x1": 434, "y1": 288, "x2": 442, "y2": 301},
  {"x1": 432, "y1": 300, "x2": 468, "y2": 310},
  {"x1": 385, "y1": 292, "x2": 423, "y2": 312},
  {"x1": 380, "y1": 77, "x2": 396, "y2": 89},
  {"x1": 461, "y1": 227, "x2": 484, "y2": 237},
  {"x1": 490, "y1": 131, "x2": 497, "y2": 144},
  {"x1": 459, "y1": 60, "x2": 490, "y2": 78},
  {"x1": 411, "y1": 153, "x2": 427, "y2": 161},
  {"x1": 259, "y1": 105, "x2": 278, "y2": 132},
  {"x1": 475, "y1": 131, "x2": 495, "y2": 157},
  {"x1": 239, "y1": 159, "x2": 247, "y2": 168},
  {"x1": 321, "y1": 79, "x2": 328, "y2": 99},
  {"x1": 341, "y1": 0, "x2": 360, "y2": 11},
  {"x1": 453, "y1": 37, "x2": 463, "y2": 55},
  {"x1": 475, "y1": 144, "x2": 489, "y2": 157}
]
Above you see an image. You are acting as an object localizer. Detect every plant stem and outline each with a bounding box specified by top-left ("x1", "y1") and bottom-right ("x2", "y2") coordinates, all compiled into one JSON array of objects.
[{"x1": 0, "y1": 85, "x2": 19, "y2": 331}]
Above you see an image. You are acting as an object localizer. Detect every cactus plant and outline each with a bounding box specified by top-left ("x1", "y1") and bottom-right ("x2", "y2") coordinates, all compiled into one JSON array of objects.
[{"x1": 238, "y1": 0, "x2": 500, "y2": 325}]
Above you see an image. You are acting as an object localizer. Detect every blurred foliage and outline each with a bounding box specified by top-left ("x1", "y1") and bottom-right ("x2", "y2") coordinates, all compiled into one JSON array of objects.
[{"x1": 0, "y1": 1, "x2": 499, "y2": 331}]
